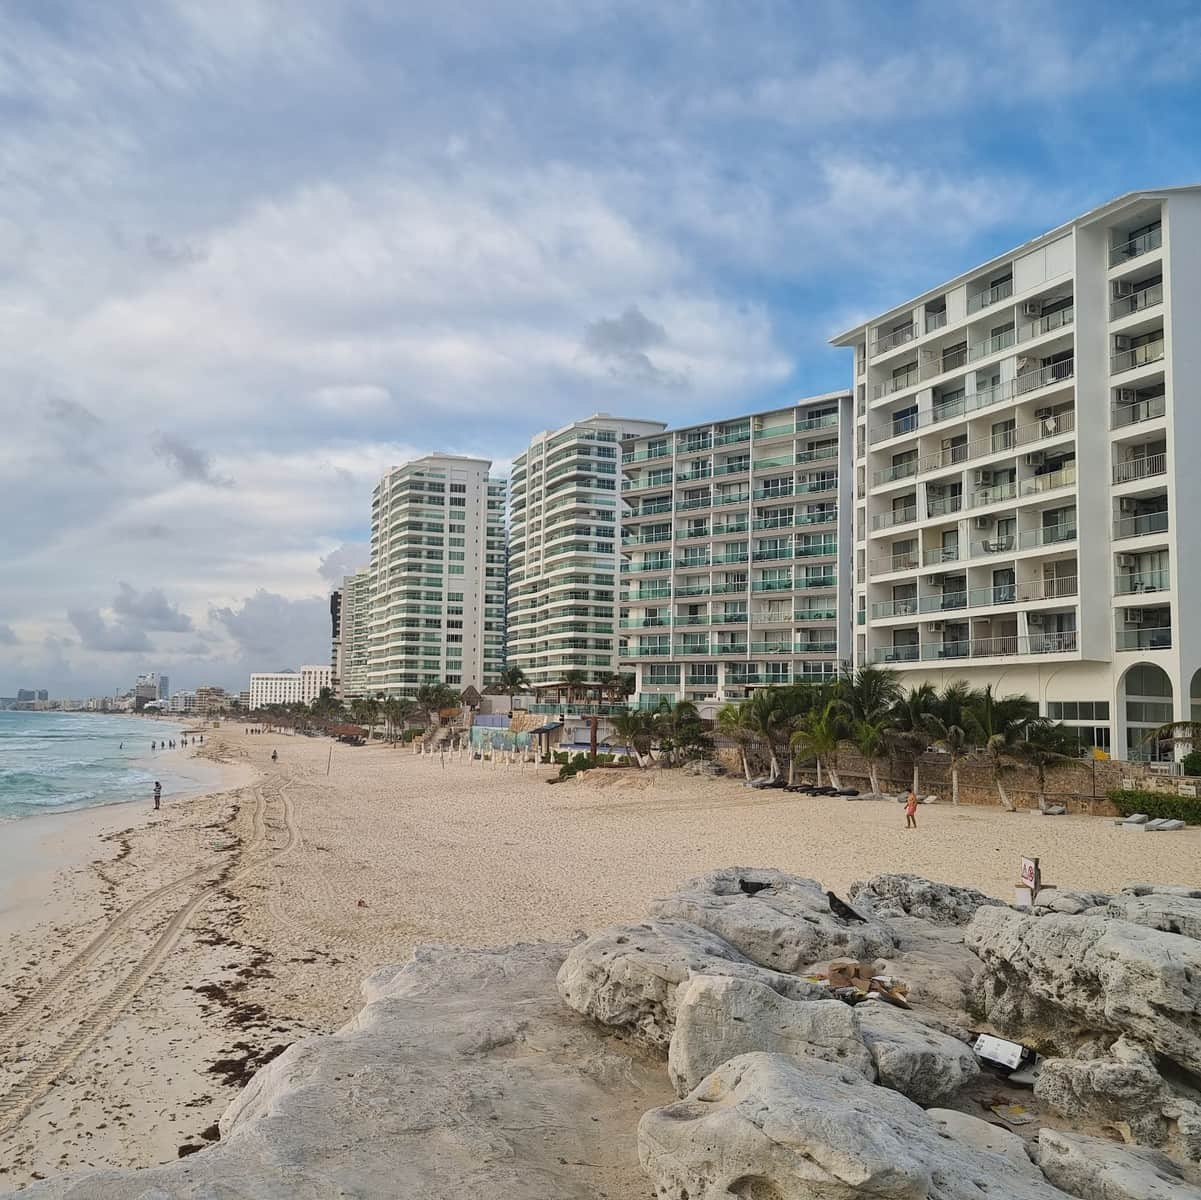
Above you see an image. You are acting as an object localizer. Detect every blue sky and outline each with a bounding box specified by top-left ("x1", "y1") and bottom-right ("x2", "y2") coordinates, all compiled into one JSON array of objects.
[{"x1": 2, "y1": 0, "x2": 1200, "y2": 697}]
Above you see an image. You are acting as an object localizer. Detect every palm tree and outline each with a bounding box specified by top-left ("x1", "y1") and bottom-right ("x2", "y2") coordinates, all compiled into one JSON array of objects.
[
  {"x1": 716, "y1": 701, "x2": 755, "y2": 780},
  {"x1": 838, "y1": 664, "x2": 902, "y2": 725},
  {"x1": 743, "y1": 688, "x2": 793, "y2": 781},
  {"x1": 926, "y1": 717, "x2": 971, "y2": 806},
  {"x1": 1012, "y1": 721, "x2": 1080, "y2": 812},
  {"x1": 613, "y1": 709, "x2": 655, "y2": 766},
  {"x1": 562, "y1": 669, "x2": 587, "y2": 708},
  {"x1": 848, "y1": 718, "x2": 889, "y2": 795},
  {"x1": 498, "y1": 666, "x2": 528, "y2": 694},
  {"x1": 886, "y1": 683, "x2": 938, "y2": 794},
  {"x1": 965, "y1": 686, "x2": 1038, "y2": 811},
  {"x1": 790, "y1": 699, "x2": 848, "y2": 788},
  {"x1": 654, "y1": 699, "x2": 710, "y2": 765},
  {"x1": 381, "y1": 698, "x2": 418, "y2": 744}
]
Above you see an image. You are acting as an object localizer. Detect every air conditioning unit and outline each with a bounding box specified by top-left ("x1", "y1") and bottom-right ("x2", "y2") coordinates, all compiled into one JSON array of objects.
[
  {"x1": 1114, "y1": 335, "x2": 1132, "y2": 352},
  {"x1": 1117, "y1": 555, "x2": 1137, "y2": 569},
  {"x1": 1116, "y1": 388, "x2": 1138, "y2": 405},
  {"x1": 1113, "y1": 280, "x2": 1135, "y2": 298},
  {"x1": 974, "y1": 469, "x2": 994, "y2": 485},
  {"x1": 1025, "y1": 452, "x2": 1045, "y2": 466},
  {"x1": 1027, "y1": 613, "x2": 1045, "y2": 627},
  {"x1": 1022, "y1": 302, "x2": 1043, "y2": 317},
  {"x1": 1035, "y1": 407, "x2": 1053, "y2": 421},
  {"x1": 974, "y1": 516, "x2": 996, "y2": 531},
  {"x1": 929, "y1": 574, "x2": 945, "y2": 586},
  {"x1": 926, "y1": 621, "x2": 945, "y2": 633}
]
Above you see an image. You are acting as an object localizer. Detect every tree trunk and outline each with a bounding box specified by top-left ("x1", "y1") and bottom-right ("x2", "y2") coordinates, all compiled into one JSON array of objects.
[
  {"x1": 995, "y1": 773, "x2": 1016, "y2": 811},
  {"x1": 815, "y1": 758, "x2": 823, "y2": 786},
  {"x1": 912, "y1": 760, "x2": 920, "y2": 796},
  {"x1": 868, "y1": 762, "x2": 880, "y2": 794},
  {"x1": 741, "y1": 749, "x2": 751, "y2": 781},
  {"x1": 768, "y1": 751, "x2": 780, "y2": 781},
  {"x1": 787, "y1": 754, "x2": 795, "y2": 786},
  {"x1": 951, "y1": 763, "x2": 960, "y2": 806},
  {"x1": 829, "y1": 767, "x2": 842, "y2": 789}
]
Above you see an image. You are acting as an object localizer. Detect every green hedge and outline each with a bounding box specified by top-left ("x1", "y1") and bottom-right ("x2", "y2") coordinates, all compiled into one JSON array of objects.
[{"x1": 1109, "y1": 788, "x2": 1201, "y2": 824}]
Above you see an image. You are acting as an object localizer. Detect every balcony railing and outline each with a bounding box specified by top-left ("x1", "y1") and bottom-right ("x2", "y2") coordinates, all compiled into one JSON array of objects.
[
  {"x1": 677, "y1": 437, "x2": 713, "y2": 454},
  {"x1": 795, "y1": 541, "x2": 837, "y2": 557},
  {"x1": 712, "y1": 522, "x2": 749, "y2": 536},
  {"x1": 1112, "y1": 393, "x2": 1165, "y2": 429},
  {"x1": 677, "y1": 468, "x2": 713, "y2": 483},
  {"x1": 902, "y1": 575, "x2": 1078, "y2": 616},
  {"x1": 1115, "y1": 568, "x2": 1170, "y2": 595},
  {"x1": 968, "y1": 327, "x2": 1017, "y2": 362},
  {"x1": 923, "y1": 546, "x2": 961, "y2": 566},
  {"x1": 797, "y1": 413, "x2": 840, "y2": 434},
  {"x1": 621, "y1": 446, "x2": 671, "y2": 464},
  {"x1": 925, "y1": 309, "x2": 948, "y2": 333},
  {"x1": 871, "y1": 505, "x2": 918, "y2": 531},
  {"x1": 1021, "y1": 463, "x2": 1077, "y2": 495},
  {"x1": 1112, "y1": 453, "x2": 1166, "y2": 485},
  {"x1": 1109, "y1": 226, "x2": 1162, "y2": 267},
  {"x1": 1110, "y1": 281, "x2": 1164, "y2": 321},
  {"x1": 871, "y1": 551, "x2": 921, "y2": 574},
  {"x1": 1115, "y1": 627, "x2": 1173, "y2": 651},
  {"x1": 872, "y1": 323, "x2": 916, "y2": 356},
  {"x1": 1111, "y1": 338, "x2": 1165, "y2": 374},
  {"x1": 796, "y1": 445, "x2": 839, "y2": 464},
  {"x1": 966, "y1": 277, "x2": 1013, "y2": 314},
  {"x1": 750, "y1": 579, "x2": 792, "y2": 593},
  {"x1": 754, "y1": 422, "x2": 795, "y2": 440},
  {"x1": 870, "y1": 359, "x2": 1074, "y2": 445},
  {"x1": 920, "y1": 631, "x2": 1078, "y2": 661},
  {"x1": 753, "y1": 486, "x2": 794, "y2": 501},
  {"x1": 927, "y1": 495, "x2": 964, "y2": 518},
  {"x1": 970, "y1": 522, "x2": 1077, "y2": 558},
  {"x1": 714, "y1": 460, "x2": 750, "y2": 477},
  {"x1": 714, "y1": 429, "x2": 751, "y2": 446},
  {"x1": 1114, "y1": 510, "x2": 1169, "y2": 539},
  {"x1": 874, "y1": 367, "x2": 921, "y2": 399},
  {"x1": 675, "y1": 496, "x2": 713, "y2": 511}
]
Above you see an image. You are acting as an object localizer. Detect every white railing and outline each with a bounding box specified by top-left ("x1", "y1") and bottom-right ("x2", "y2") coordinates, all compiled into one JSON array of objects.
[
  {"x1": 871, "y1": 505, "x2": 918, "y2": 531},
  {"x1": 874, "y1": 367, "x2": 921, "y2": 399},
  {"x1": 966, "y1": 277, "x2": 1014, "y2": 313},
  {"x1": 1113, "y1": 453, "x2": 1167, "y2": 484},
  {"x1": 920, "y1": 631, "x2": 1078, "y2": 661}
]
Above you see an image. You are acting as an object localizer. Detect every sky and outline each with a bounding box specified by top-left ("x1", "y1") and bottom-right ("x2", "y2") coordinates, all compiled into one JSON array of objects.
[{"x1": 3, "y1": 0, "x2": 1201, "y2": 698}]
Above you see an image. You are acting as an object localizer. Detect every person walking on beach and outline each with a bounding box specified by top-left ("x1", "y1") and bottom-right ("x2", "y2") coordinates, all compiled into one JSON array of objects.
[
  {"x1": 153, "y1": 781, "x2": 162, "y2": 811},
  {"x1": 271, "y1": 749, "x2": 278, "y2": 763},
  {"x1": 904, "y1": 788, "x2": 919, "y2": 830}
]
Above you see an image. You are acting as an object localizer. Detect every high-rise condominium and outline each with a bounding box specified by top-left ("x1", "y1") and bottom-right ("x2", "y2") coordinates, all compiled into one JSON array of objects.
[
  {"x1": 834, "y1": 186, "x2": 1201, "y2": 761},
  {"x1": 367, "y1": 454, "x2": 506, "y2": 698},
  {"x1": 335, "y1": 568, "x2": 373, "y2": 699},
  {"x1": 507, "y1": 414, "x2": 666, "y2": 692},
  {"x1": 619, "y1": 395, "x2": 853, "y2": 709}
]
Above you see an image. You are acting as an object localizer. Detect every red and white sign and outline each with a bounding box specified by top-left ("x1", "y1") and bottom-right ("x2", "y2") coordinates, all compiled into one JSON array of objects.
[{"x1": 1020, "y1": 857, "x2": 1039, "y2": 888}]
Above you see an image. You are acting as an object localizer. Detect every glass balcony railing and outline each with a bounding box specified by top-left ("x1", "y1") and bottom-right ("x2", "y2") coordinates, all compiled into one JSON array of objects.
[
  {"x1": 1115, "y1": 627, "x2": 1173, "y2": 651},
  {"x1": 1110, "y1": 281, "x2": 1164, "y2": 321},
  {"x1": 1111, "y1": 338, "x2": 1165, "y2": 374},
  {"x1": 714, "y1": 429, "x2": 751, "y2": 446},
  {"x1": 1111, "y1": 394, "x2": 1165, "y2": 429},
  {"x1": 1114, "y1": 569, "x2": 1170, "y2": 595},
  {"x1": 1114, "y1": 510, "x2": 1168, "y2": 539},
  {"x1": 1109, "y1": 226, "x2": 1162, "y2": 268},
  {"x1": 966, "y1": 277, "x2": 1013, "y2": 314},
  {"x1": 918, "y1": 631, "x2": 1078, "y2": 661},
  {"x1": 871, "y1": 323, "x2": 916, "y2": 356}
]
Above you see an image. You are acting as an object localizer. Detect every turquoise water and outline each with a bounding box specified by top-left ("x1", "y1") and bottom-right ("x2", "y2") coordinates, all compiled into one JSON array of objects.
[{"x1": 0, "y1": 711, "x2": 193, "y2": 821}]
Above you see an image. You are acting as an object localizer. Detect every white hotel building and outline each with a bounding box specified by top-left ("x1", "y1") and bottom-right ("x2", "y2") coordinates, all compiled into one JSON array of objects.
[
  {"x1": 834, "y1": 186, "x2": 1201, "y2": 760},
  {"x1": 367, "y1": 454, "x2": 506, "y2": 698},
  {"x1": 249, "y1": 665, "x2": 333, "y2": 710},
  {"x1": 619, "y1": 395, "x2": 854, "y2": 710}
]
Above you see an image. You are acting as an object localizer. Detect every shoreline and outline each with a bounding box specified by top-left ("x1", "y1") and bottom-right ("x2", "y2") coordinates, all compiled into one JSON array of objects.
[{"x1": 2, "y1": 727, "x2": 1200, "y2": 1191}]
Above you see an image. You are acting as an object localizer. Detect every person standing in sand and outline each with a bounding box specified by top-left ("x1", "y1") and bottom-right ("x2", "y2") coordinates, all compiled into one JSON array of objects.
[
  {"x1": 153, "y1": 781, "x2": 162, "y2": 811},
  {"x1": 904, "y1": 788, "x2": 918, "y2": 830}
]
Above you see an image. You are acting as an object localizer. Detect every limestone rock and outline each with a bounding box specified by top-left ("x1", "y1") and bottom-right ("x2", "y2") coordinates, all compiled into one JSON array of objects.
[
  {"x1": 966, "y1": 906, "x2": 1201, "y2": 1072},
  {"x1": 926, "y1": 1108, "x2": 1038, "y2": 1174},
  {"x1": 1034, "y1": 1037, "x2": 1169, "y2": 1145},
  {"x1": 856, "y1": 1002, "x2": 979, "y2": 1106},
  {"x1": 1038, "y1": 1128, "x2": 1201, "y2": 1200},
  {"x1": 850, "y1": 873, "x2": 1005, "y2": 926},
  {"x1": 1032, "y1": 888, "x2": 1112, "y2": 916},
  {"x1": 556, "y1": 919, "x2": 825, "y2": 1050},
  {"x1": 638, "y1": 1052, "x2": 1072, "y2": 1199},
  {"x1": 667, "y1": 974, "x2": 874, "y2": 1096},
  {"x1": 21, "y1": 941, "x2": 674, "y2": 1199},
  {"x1": 1107, "y1": 890, "x2": 1201, "y2": 940},
  {"x1": 647, "y1": 867, "x2": 895, "y2": 973}
]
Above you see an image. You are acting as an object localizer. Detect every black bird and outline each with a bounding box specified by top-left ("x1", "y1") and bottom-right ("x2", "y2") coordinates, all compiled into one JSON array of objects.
[
  {"x1": 739, "y1": 879, "x2": 771, "y2": 896},
  {"x1": 826, "y1": 890, "x2": 867, "y2": 923}
]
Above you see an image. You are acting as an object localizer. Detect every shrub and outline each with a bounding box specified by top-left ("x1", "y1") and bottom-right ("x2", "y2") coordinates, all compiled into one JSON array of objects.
[
  {"x1": 553, "y1": 751, "x2": 569, "y2": 765},
  {"x1": 1181, "y1": 752, "x2": 1201, "y2": 778},
  {"x1": 1108, "y1": 788, "x2": 1201, "y2": 824}
]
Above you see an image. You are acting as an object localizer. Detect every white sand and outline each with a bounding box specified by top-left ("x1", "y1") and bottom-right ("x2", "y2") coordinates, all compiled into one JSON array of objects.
[{"x1": 1, "y1": 726, "x2": 1199, "y2": 1189}]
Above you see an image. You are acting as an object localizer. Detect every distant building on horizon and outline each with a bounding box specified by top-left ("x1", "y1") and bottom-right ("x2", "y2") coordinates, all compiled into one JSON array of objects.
[
  {"x1": 248, "y1": 666, "x2": 332, "y2": 710},
  {"x1": 366, "y1": 454, "x2": 506, "y2": 699},
  {"x1": 335, "y1": 568, "x2": 372, "y2": 699}
]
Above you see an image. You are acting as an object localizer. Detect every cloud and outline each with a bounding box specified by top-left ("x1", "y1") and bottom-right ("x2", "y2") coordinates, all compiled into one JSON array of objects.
[
  {"x1": 209, "y1": 589, "x2": 329, "y2": 667},
  {"x1": 45, "y1": 396, "x2": 103, "y2": 428},
  {"x1": 152, "y1": 433, "x2": 229, "y2": 486},
  {"x1": 318, "y1": 543, "x2": 371, "y2": 585},
  {"x1": 0, "y1": 624, "x2": 18, "y2": 645},
  {"x1": 582, "y1": 305, "x2": 688, "y2": 388},
  {"x1": 111, "y1": 582, "x2": 194, "y2": 632},
  {"x1": 67, "y1": 608, "x2": 152, "y2": 653}
]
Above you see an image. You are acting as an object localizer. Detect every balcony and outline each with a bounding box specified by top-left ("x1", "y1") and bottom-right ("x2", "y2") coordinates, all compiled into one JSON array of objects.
[
  {"x1": 923, "y1": 546, "x2": 961, "y2": 567},
  {"x1": 874, "y1": 367, "x2": 921, "y2": 400},
  {"x1": 711, "y1": 550, "x2": 750, "y2": 565},
  {"x1": 1112, "y1": 453, "x2": 1166, "y2": 485},
  {"x1": 872, "y1": 322, "x2": 916, "y2": 356},
  {"x1": 714, "y1": 460, "x2": 751, "y2": 477},
  {"x1": 675, "y1": 527, "x2": 710, "y2": 540},
  {"x1": 619, "y1": 616, "x2": 670, "y2": 629},
  {"x1": 871, "y1": 550, "x2": 921, "y2": 574},
  {"x1": 871, "y1": 505, "x2": 918, "y2": 532},
  {"x1": 674, "y1": 582, "x2": 712, "y2": 597},
  {"x1": 1112, "y1": 393, "x2": 1165, "y2": 429},
  {"x1": 620, "y1": 561, "x2": 672, "y2": 575},
  {"x1": 797, "y1": 412, "x2": 840, "y2": 434},
  {"x1": 796, "y1": 445, "x2": 839, "y2": 464},
  {"x1": 675, "y1": 496, "x2": 713, "y2": 512},
  {"x1": 753, "y1": 454, "x2": 793, "y2": 471},
  {"x1": 677, "y1": 468, "x2": 713, "y2": 483},
  {"x1": 1021, "y1": 463, "x2": 1077, "y2": 496},
  {"x1": 966, "y1": 277, "x2": 1014, "y2": 314},
  {"x1": 714, "y1": 429, "x2": 751, "y2": 446},
  {"x1": 795, "y1": 575, "x2": 835, "y2": 590},
  {"x1": 751, "y1": 579, "x2": 793, "y2": 593},
  {"x1": 677, "y1": 436, "x2": 713, "y2": 454},
  {"x1": 629, "y1": 645, "x2": 672, "y2": 657},
  {"x1": 1115, "y1": 627, "x2": 1173, "y2": 651},
  {"x1": 796, "y1": 541, "x2": 837, "y2": 557},
  {"x1": 796, "y1": 477, "x2": 838, "y2": 495},
  {"x1": 753, "y1": 486, "x2": 794, "y2": 501},
  {"x1": 1114, "y1": 510, "x2": 1168, "y2": 540},
  {"x1": 716, "y1": 492, "x2": 751, "y2": 506},
  {"x1": 621, "y1": 445, "x2": 671, "y2": 464},
  {"x1": 1110, "y1": 281, "x2": 1163, "y2": 322},
  {"x1": 927, "y1": 495, "x2": 964, "y2": 519},
  {"x1": 754, "y1": 421, "x2": 795, "y2": 440},
  {"x1": 1109, "y1": 226, "x2": 1162, "y2": 268},
  {"x1": 968, "y1": 326, "x2": 1017, "y2": 363},
  {"x1": 623, "y1": 530, "x2": 672, "y2": 546},
  {"x1": 1115, "y1": 568, "x2": 1169, "y2": 596},
  {"x1": 920, "y1": 631, "x2": 1078, "y2": 661},
  {"x1": 870, "y1": 359, "x2": 1074, "y2": 445},
  {"x1": 871, "y1": 644, "x2": 920, "y2": 664},
  {"x1": 752, "y1": 547, "x2": 792, "y2": 561},
  {"x1": 1111, "y1": 338, "x2": 1165, "y2": 374},
  {"x1": 712, "y1": 521, "x2": 750, "y2": 536}
]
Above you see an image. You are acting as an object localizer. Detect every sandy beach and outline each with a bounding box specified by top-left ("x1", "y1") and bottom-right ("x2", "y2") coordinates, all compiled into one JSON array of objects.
[{"x1": 2, "y1": 726, "x2": 1201, "y2": 1190}]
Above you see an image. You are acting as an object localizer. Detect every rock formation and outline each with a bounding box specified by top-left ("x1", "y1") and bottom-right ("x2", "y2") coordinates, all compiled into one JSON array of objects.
[
  {"x1": 1038, "y1": 1129, "x2": 1201, "y2": 1200},
  {"x1": 849, "y1": 872, "x2": 1005, "y2": 926}
]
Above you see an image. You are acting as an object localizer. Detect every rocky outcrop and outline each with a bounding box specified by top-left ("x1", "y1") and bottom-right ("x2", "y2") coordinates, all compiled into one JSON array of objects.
[
  {"x1": 1038, "y1": 1128, "x2": 1201, "y2": 1200},
  {"x1": 1107, "y1": 889, "x2": 1201, "y2": 940},
  {"x1": 648, "y1": 867, "x2": 896, "y2": 972},
  {"x1": 638, "y1": 1052, "x2": 1072, "y2": 1199},
  {"x1": 849, "y1": 872, "x2": 1005, "y2": 926},
  {"x1": 966, "y1": 906, "x2": 1201, "y2": 1071},
  {"x1": 1032, "y1": 888, "x2": 1111, "y2": 915},
  {"x1": 856, "y1": 1003, "x2": 978, "y2": 1106},
  {"x1": 666, "y1": 975, "x2": 874, "y2": 1096},
  {"x1": 20, "y1": 942, "x2": 674, "y2": 1200},
  {"x1": 556, "y1": 919, "x2": 825, "y2": 1050},
  {"x1": 926, "y1": 1108, "x2": 1037, "y2": 1172}
]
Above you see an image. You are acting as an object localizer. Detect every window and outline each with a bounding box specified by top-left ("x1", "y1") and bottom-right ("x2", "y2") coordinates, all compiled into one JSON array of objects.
[
  {"x1": 450, "y1": 483, "x2": 466, "y2": 493},
  {"x1": 450, "y1": 496, "x2": 466, "y2": 507}
]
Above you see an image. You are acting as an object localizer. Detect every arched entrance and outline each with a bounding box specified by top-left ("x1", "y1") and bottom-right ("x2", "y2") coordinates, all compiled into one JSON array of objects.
[
  {"x1": 1119, "y1": 663, "x2": 1174, "y2": 762},
  {"x1": 1191, "y1": 668, "x2": 1201, "y2": 725}
]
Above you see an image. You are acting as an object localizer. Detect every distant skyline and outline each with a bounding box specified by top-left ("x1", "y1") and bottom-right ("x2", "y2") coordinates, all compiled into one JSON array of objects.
[{"x1": 3, "y1": 2, "x2": 1201, "y2": 696}]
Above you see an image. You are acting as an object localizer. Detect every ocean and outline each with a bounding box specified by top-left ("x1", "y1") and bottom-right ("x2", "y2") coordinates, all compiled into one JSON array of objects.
[{"x1": 0, "y1": 711, "x2": 196, "y2": 822}]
